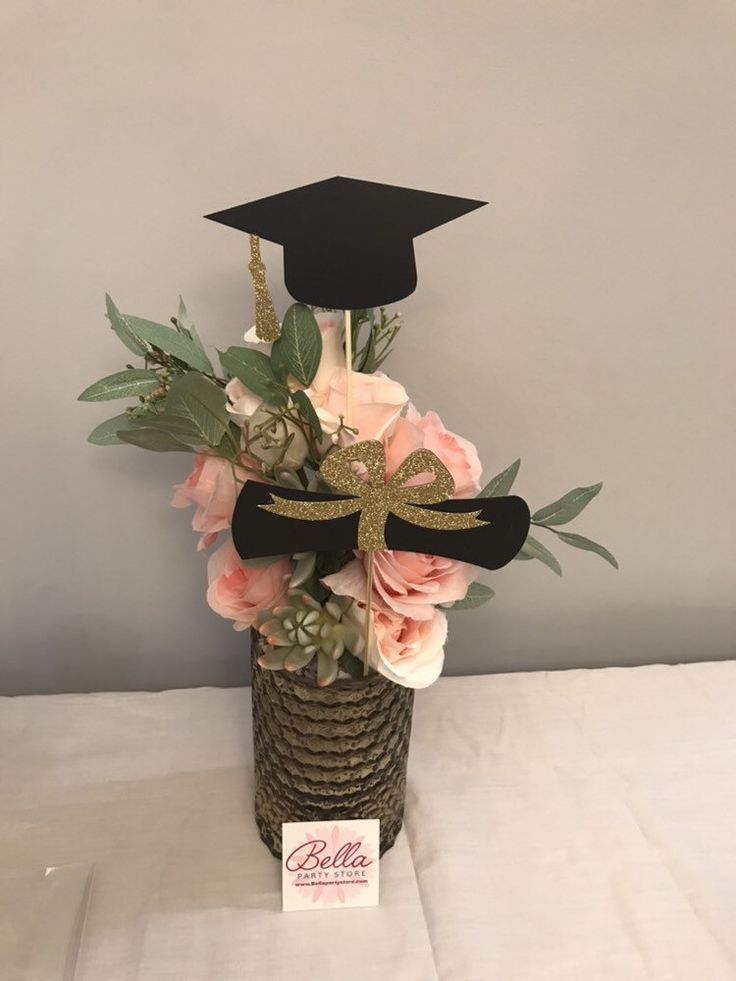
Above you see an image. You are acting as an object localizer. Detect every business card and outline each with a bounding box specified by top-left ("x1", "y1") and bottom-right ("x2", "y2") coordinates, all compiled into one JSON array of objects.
[{"x1": 281, "y1": 819, "x2": 380, "y2": 911}]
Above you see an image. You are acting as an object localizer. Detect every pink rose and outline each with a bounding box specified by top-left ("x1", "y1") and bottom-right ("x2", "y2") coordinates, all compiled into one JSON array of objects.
[
  {"x1": 346, "y1": 602, "x2": 447, "y2": 689},
  {"x1": 308, "y1": 314, "x2": 409, "y2": 445},
  {"x1": 322, "y1": 550, "x2": 475, "y2": 622},
  {"x1": 307, "y1": 369, "x2": 409, "y2": 442},
  {"x1": 171, "y1": 454, "x2": 244, "y2": 550},
  {"x1": 230, "y1": 312, "x2": 410, "y2": 446},
  {"x1": 384, "y1": 405, "x2": 482, "y2": 499},
  {"x1": 206, "y1": 542, "x2": 291, "y2": 631}
]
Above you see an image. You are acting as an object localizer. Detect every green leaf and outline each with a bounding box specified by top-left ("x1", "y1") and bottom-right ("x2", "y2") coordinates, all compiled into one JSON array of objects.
[
  {"x1": 339, "y1": 650, "x2": 365, "y2": 680},
  {"x1": 118, "y1": 428, "x2": 192, "y2": 452},
  {"x1": 359, "y1": 324, "x2": 377, "y2": 372},
  {"x1": 105, "y1": 294, "x2": 147, "y2": 356},
  {"x1": 175, "y1": 297, "x2": 214, "y2": 374},
  {"x1": 442, "y1": 582, "x2": 495, "y2": 610},
  {"x1": 270, "y1": 338, "x2": 290, "y2": 382},
  {"x1": 257, "y1": 648, "x2": 288, "y2": 670},
  {"x1": 132, "y1": 413, "x2": 204, "y2": 446},
  {"x1": 280, "y1": 303, "x2": 322, "y2": 386},
  {"x1": 478, "y1": 459, "x2": 521, "y2": 498},
  {"x1": 124, "y1": 315, "x2": 212, "y2": 373},
  {"x1": 219, "y1": 347, "x2": 288, "y2": 404},
  {"x1": 284, "y1": 648, "x2": 315, "y2": 672},
  {"x1": 555, "y1": 532, "x2": 619, "y2": 569},
  {"x1": 165, "y1": 373, "x2": 229, "y2": 446},
  {"x1": 87, "y1": 413, "x2": 136, "y2": 445},
  {"x1": 289, "y1": 552, "x2": 316, "y2": 588},
  {"x1": 273, "y1": 468, "x2": 304, "y2": 490},
  {"x1": 78, "y1": 369, "x2": 160, "y2": 402},
  {"x1": 532, "y1": 483, "x2": 603, "y2": 526},
  {"x1": 518, "y1": 535, "x2": 562, "y2": 576},
  {"x1": 317, "y1": 651, "x2": 338, "y2": 687},
  {"x1": 291, "y1": 389, "x2": 323, "y2": 441}
]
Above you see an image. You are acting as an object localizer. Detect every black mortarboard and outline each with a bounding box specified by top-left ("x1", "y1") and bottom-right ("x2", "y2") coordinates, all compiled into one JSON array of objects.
[{"x1": 204, "y1": 176, "x2": 486, "y2": 310}]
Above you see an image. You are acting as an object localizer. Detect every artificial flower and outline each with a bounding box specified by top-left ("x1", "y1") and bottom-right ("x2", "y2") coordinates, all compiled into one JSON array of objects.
[
  {"x1": 206, "y1": 542, "x2": 291, "y2": 631},
  {"x1": 171, "y1": 453, "x2": 246, "y2": 550}
]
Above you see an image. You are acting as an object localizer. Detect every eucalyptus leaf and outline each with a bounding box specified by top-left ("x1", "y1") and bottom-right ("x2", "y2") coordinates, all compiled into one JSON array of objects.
[
  {"x1": 291, "y1": 389, "x2": 323, "y2": 441},
  {"x1": 532, "y1": 483, "x2": 603, "y2": 526},
  {"x1": 280, "y1": 303, "x2": 322, "y2": 386},
  {"x1": 105, "y1": 294, "x2": 147, "y2": 356},
  {"x1": 442, "y1": 581, "x2": 495, "y2": 610},
  {"x1": 175, "y1": 297, "x2": 214, "y2": 373},
  {"x1": 270, "y1": 338, "x2": 290, "y2": 382},
  {"x1": 118, "y1": 428, "x2": 192, "y2": 452},
  {"x1": 220, "y1": 347, "x2": 288, "y2": 404},
  {"x1": 166, "y1": 373, "x2": 229, "y2": 446},
  {"x1": 478, "y1": 458, "x2": 521, "y2": 498},
  {"x1": 132, "y1": 413, "x2": 204, "y2": 446},
  {"x1": 78, "y1": 369, "x2": 160, "y2": 402},
  {"x1": 124, "y1": 315, "x2": 212, "y2": 373},
  {"x1": 87, "y1": 413, "x2": 136, "y2": 445},
  {"x1": 555, "y1": 532, "x2": 619, "y2": 569},
  {"x1": 518, "y1": 535, "x2": 562, "y2": 576}
]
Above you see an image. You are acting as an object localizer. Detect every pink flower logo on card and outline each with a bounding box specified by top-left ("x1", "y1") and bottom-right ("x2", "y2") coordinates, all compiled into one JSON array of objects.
[{"x1": 281, "y1": 819, "x2": 380, "y2": 911}]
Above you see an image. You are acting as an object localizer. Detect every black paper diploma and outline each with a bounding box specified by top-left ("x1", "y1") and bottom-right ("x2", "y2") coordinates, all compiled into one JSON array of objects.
[{"x1": 232, "y1": 441, "x2": 529, "y2": 571}]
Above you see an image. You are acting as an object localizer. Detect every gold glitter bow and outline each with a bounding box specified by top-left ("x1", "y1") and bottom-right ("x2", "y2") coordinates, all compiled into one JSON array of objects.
[
  {"x1": 248, "y1": 235, "x2": 281, "y2": 341},
  {"x1": 259, "y1": 439, "x2": 489, "y2": 551}
]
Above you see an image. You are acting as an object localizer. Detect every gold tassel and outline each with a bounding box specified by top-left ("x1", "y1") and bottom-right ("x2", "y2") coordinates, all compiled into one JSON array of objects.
[{"x1": 248, "y1": 235, "x2": 281, "y2": 342}]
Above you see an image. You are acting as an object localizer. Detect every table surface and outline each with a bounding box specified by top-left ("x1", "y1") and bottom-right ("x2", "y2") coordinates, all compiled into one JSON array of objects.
[{"x1": 2, "y1": 660, "x2": 736, "y2": 981}]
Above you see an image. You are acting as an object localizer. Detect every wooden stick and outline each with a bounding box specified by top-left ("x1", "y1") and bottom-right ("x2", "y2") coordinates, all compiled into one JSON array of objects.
[
  {"x1": 344, "y1": 309, "x2": 353, "y2": 428},
  {"x1": 343, "y1": 307, "x2": 372, "y2": 675},
  {"x1": 363, "y1": 551, "x2": 374, "y2": 677}
]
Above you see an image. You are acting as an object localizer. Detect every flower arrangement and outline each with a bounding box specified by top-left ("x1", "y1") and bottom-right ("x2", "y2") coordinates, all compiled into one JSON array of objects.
[{"x1": 80, "y1": 292, "x2": 617, "y2": 690}]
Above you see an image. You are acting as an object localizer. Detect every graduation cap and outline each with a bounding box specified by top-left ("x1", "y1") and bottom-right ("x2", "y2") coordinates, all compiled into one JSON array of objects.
[{"x1": 205, "y1": 176, "x2": 486, "y2": 310}]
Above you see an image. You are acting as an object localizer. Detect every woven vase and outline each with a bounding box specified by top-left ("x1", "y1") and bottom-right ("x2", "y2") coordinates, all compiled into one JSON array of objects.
[{"x1": 250, "y1": 630, "x2": 415, "y2": 858}]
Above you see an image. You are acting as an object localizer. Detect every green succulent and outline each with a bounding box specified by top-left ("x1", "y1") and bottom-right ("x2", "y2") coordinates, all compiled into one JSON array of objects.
[{"x1": 255, "y1": 591, "x2": 364, "y2": 687}]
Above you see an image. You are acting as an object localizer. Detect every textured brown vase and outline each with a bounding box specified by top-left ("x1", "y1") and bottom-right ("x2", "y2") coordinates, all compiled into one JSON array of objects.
[{"x1": 250, "y1": 630, "x2": 414, "y2": 859}]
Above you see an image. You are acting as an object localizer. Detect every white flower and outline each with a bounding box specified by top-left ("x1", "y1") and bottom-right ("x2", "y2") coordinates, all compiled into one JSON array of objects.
[{"x1": 246, "y1": 404, "x2": 309, "y2": 470}]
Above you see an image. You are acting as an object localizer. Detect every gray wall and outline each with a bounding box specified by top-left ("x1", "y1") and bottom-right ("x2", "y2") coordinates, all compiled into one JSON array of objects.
[{"x1": 3, "y1": 1, "x2": 735, "y2": 695}]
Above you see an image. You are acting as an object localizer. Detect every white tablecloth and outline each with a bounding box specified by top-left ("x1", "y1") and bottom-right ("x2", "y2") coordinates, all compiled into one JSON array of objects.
[{"x1": 2, "y1": 662, "x2": 735, "y2": 980}]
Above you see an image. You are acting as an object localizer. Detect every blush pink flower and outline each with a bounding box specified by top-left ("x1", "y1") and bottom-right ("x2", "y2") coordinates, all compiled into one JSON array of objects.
[
  {"x1": 384, "y1": 405, "x2": 482, "y2": 499},
  {"x1": 307, "y1": 369, "x2": 409, "y2": 442},
  {"x1": 308, "y1": 314, "x2": 409, "y2": 443},
  {"x1": 229, "y1": 314, "x2": 404, "y2": 457},
  {"x1": 206, "y1": 541, "x2": 291, "y2": 631},
  {"x1": 322, "y1": 550, "x2": 475, "y2": 622},
  {"x1": 171, "y1": 454, "x2": 246, "y2": 550},
  {"x1": 346, "y1": 602, "x2": 448, "y2": 689}
]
